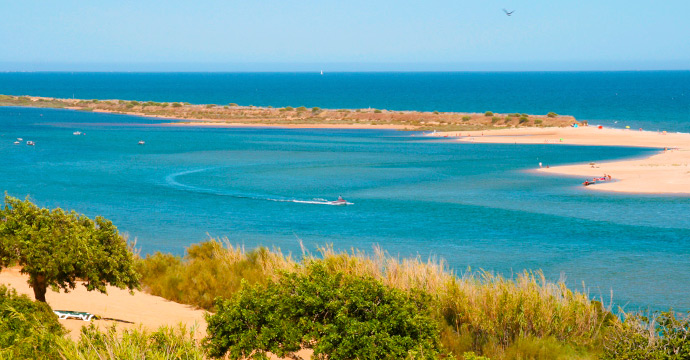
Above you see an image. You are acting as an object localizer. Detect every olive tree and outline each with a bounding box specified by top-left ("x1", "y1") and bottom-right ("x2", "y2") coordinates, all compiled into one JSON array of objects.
[{"x1": 0, "y1": 195, "x2": 140, "y2": 302}]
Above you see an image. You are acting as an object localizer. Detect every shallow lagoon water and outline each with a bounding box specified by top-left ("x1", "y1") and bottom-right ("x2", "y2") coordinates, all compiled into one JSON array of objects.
[{"x1": 1, "y1": 106, "x2": 689, "y2": 311}]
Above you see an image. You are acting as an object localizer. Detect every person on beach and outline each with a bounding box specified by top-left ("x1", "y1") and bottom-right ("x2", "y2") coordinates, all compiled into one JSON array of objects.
[{"x1": 539, "y1": 162, "x2": 542, "y2": 168}]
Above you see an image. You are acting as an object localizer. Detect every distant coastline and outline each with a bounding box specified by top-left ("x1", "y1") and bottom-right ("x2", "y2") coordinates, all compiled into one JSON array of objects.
[{"x1": 0, "y1": 94, "x2": 575, "y2": 131}]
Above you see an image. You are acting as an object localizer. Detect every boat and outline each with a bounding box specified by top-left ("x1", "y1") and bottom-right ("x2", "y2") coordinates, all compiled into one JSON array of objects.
[
  {"x1": 138, "y1": 140, "x2": 145, "y2": 145},
  {"x1": 17, "y1": 138, "x2": 23, "y2": 141},
  {"x1": 73, "y1": 131, "x2": 82, "y2": 135},
  {"x1": 13, "y1": 141, "x2": 20, "y2": 145},
  {"x1": 330, "y1": 196, "x2": 349, "y2": 205},
  {"x1": 26, "y1": 141, "x2": 35, "y2": 146}
]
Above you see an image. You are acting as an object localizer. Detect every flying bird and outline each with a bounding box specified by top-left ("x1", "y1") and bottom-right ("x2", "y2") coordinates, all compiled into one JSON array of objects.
[{"x1": 503, "y1": 9, "x2": 515, "y2": 16}]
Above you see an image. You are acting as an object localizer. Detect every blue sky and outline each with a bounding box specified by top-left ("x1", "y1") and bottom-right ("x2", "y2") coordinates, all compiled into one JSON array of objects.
[{"x1": 1, "y1": 0, "x2": 688, "y2": 71}]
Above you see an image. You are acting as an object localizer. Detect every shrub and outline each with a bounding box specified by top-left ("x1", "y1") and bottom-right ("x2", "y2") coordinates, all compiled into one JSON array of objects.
[
  {"x1": 205, "y1": 262, "x2": 442, "y2": 359},
  {"x1": 519, "y1": 116, "x2": 529, "y2": 124},
  {"x1": 484, "y1": 111, "x2": 493, "y2": 117},
  {"x1": 547, "y1": 112, "x2": 558, "y2": 118},
  {"x1": 130, "y1": 101, "x2": 139, "y2": 106},
  {"x1": 462, "y1": 116, "x2": 471, "y2": 122},
  {"x1": 0, "y1": 285, "x2": 65, "y2": 359},
  {"x1": 284, "y1": 106, "x2": 294, "y2": 111},
  {"x1": 228, "y1": 103, "x2": 238, "y2": 107},
  {"x1": 603, "y1": 311, "x2": 690, "y2": 360},
  {"x1": 374, "y1": 109, "x2": 382, "y2": 113},
  {"x1": 296, "y1": 106, "x2": 307, "y2": 112},
  {"x1": 137, "y1": 240, "x2": 292, "y2": 310},
  {"x1": 534, "y1": 119, "x2": 543, "y2": 125},
  {"x1": 172, "y1": 102, "x2": 182, "y2": 108},
  {"x1": 433, "y1": 111, "x2": 440, "y2": 115},
  {"x1": 312, "y1": 107, "x2": 321, "y2": 113},
  {"x1": 205, "y1": 104, "x2": 215, "y2": 109},
  {"x1": 491, "y1": 117, "x2": 500, "y2": 124},
  {"x1": 521, "y1": 113, "x2": 528, "y2": 117}
]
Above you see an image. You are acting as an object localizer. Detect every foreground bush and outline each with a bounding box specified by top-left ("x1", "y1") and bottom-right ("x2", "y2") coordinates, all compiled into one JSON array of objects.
[
  {"x1": 603, "y1": 311, "x2": 690, "y2": 359},
  {"x1": 0, "y1": 285, "x2": 65, "y2": 359},
  {"x1": 205, "y1": 262, "x2": 442, "y2": 359}
]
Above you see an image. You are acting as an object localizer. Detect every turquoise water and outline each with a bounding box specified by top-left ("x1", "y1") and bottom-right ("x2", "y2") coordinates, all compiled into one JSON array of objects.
[
  {"x1": 2, "y1": 106, "x2": 689, "y2": 312},
  {"x1": 1, "y1": 71, "x2": 689, "y2": 311}
]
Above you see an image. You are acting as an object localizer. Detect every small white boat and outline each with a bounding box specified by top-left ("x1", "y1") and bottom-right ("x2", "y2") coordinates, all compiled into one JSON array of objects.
[
  {"x1": 138, "y1": 140, "x2": 145, "y2": 145},
  {"x1": 17, "y1": 138, "x2": 23, "y2": 141},
  {"x1": 13, "y1": 141, "x2": 20, "y2": 145},
  {"x1": 26, "y1": 141, "x2": 35, "y2": 146},
  {"x1": 73, "y1": 131, "x2": 82, "y2": 135}
]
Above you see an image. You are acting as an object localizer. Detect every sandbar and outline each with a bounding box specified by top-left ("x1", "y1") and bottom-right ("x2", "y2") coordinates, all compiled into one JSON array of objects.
[{"x1": 432, "y1": 127, "x2": 690, "y2": 195}]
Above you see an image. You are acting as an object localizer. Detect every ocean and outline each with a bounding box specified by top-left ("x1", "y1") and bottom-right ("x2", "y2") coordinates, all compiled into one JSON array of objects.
[{"x1": 1, "y1": 71, "x2": 689, "y2": 311}]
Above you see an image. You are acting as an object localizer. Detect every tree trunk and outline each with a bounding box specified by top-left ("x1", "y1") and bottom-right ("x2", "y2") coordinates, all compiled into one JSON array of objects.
[{"x1": 31, "y1": 274, "x2": 47, "y2": 302}]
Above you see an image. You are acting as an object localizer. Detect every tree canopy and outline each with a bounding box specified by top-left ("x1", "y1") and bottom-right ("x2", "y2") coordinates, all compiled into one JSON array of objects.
[{"x1": 0, "y1": 195, "x2": 140, "y2": 302}]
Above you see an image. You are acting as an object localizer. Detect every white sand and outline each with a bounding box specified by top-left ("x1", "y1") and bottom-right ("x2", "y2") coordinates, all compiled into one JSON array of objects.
[{"x1": 433, "y1": 126, "x2": 690, "y2": 194}]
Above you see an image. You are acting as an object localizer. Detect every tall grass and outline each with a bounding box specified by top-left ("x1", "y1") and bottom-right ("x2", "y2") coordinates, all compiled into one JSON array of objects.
[
  {"x1": 56, "y1": 324, "x2": 205, "y2": 360},
  {"x1": 137, "y1": 239, "x2": 611, "y2": 358}
]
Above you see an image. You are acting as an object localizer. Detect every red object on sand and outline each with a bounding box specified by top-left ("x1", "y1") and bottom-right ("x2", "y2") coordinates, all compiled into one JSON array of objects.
[{"x1": 598, "y1": 125, "x2": 603, "y2": 129}]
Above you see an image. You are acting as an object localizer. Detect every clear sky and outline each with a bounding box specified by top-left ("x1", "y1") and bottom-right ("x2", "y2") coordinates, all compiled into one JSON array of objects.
[{"x1": 1, "y1": 0, "x2": 688, "y2": 71}]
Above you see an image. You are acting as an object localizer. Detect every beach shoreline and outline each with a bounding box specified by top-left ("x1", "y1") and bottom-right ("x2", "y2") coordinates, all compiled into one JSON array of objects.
[{"x1": 431, "y1": 126, "x2": 690, "y2": 195}]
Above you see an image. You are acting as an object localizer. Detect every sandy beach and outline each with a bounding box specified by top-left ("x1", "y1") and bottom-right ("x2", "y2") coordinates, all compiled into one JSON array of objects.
[
  {"x1": 433, "y1": 126, "x2": 690, "y2": 195},
  {"x1": 0, "y1": 267, "x2": 207, "y2": 340}
]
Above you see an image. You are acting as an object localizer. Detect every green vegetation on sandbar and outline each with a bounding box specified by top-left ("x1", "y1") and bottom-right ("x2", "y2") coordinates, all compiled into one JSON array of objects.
[
  {"x1": 2, "y1": 196, "x2": 690, "y2": 359},
  {"x1": 0, "y1": 94, "x2": 577, "y2": 131}
]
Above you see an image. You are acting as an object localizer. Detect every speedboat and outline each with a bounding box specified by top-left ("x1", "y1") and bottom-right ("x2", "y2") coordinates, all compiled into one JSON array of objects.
[
  {"x1": 17, "y1": 138, "x2": 23, "y2": 141},
  {"x1": 330, "y1": 196, "x2": 349, "y2": 205},
  {"x1": 73, "y1": 131, "x2": 82, "y2": 135},
  {"x1": 138, "y1": 140, "x2": 145, "y2": 145},
  {"x1": 13, "y1": 141, "x2": 20, "y2": 145},
  {"x1": 26, "y1": 141, "x2": 35, "y2": 146}
]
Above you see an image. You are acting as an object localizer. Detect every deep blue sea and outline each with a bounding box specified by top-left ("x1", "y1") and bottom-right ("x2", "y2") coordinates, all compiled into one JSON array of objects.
[{"x1": 1, "y1": 72, "x2": 689, "y2": 311}]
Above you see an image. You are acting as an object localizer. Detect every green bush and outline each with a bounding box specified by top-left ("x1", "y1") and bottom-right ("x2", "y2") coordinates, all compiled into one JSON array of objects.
[
  {"x1": 603, "y1": 311, "x2": 690, "y2": 360},
  {"x1": 312, "y1": 107, "x2": 321, "y2": 113},
  {"x1": 484, "y1": 111, "x2": 493, "y2": 117},
  {"x1": 547, "y1": 112, "x2": 558, "y2": 118},
  {"x1": 534, "y1": 119, "x2": 543, "y2": 125},
  {"x1": 284, "y1": 106, "x2": 294, "y2": 111},
  {"x1": 519, "y1": 116, "x2": 529, "y2": 124},
  {"x1": 433, "y1": 110, "x2": 440, "y2": 115},
  {"x1": 462, "y1": 116, "x2": 471, "y2": 122},
  {"x1": 228, "y1": 103, "x2": 238, "y2": 107},
  {"x1": 205, "y1": 262, "x2": 442, "y2": 359},
  {"x1": 0, "y1": 285, "x2": 65, "y2": 359},
  {"x1": 296, "y1": 106, "x2": 307, "y2": 112},
  {"x1": 205, "y1": 104, "x2": 215, "y2": 109},
  {"x1": 171, "y1": 102, "x2": 182, "y2": 108},
  {"x1": 374, "y1": 109, "x2": 382, "y2": 113},
  {"x1": 491, "y1": 117, "x2": 500, "y2": 124}
]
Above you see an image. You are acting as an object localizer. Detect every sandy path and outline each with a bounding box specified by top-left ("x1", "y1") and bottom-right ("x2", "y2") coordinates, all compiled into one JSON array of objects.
[{"x1": 433, "y1": 127, "x2": 690, "y2": 195}]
